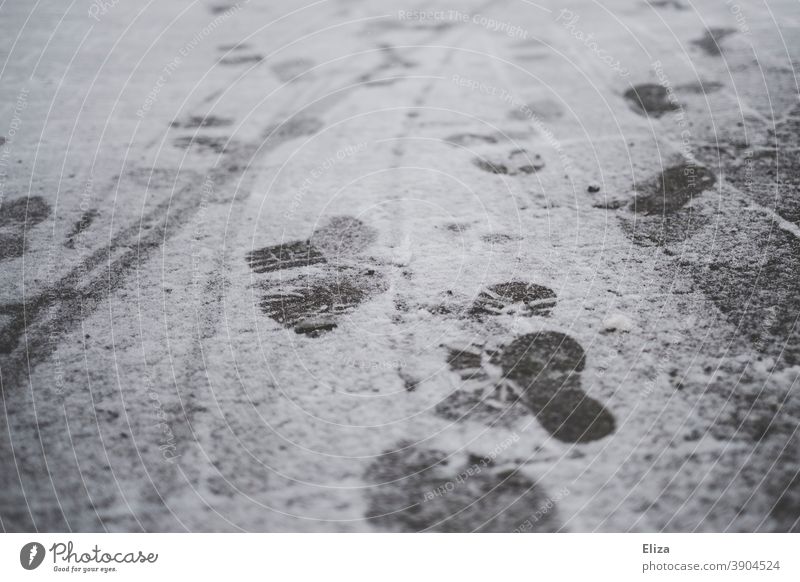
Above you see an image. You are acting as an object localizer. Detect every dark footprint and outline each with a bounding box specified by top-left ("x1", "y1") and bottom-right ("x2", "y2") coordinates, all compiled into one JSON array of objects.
[
  {"x1": 171, "y1": 115, "x2": 233, "y2": 129},
  {"x1": 494, "y1": 332, "x2": 615, "y2": 443},
  {"x1": 219, "y1": 54, "x2": 263, "y2": 66},
  {"x1": 481, "y1": 232, "x2": 518, "y2": 244},
  {"x1": 247, "y1": 240, "x2": 326, "y2": 273},
  {"x1": 246, "y1": 216, "x2": 377, "y2": 273},
  {"x1": 435, "y1": 386, "x2": 530, "y2": 426},
  {"x1": 209, "y1": 4, "x2": 235, "y2": 14},
  {"x1": 624, "y1": 83, "x2": 680, "y2": 117},
  {"x1": 630, "y1": 162, "x2": 716, "y2": 216},
  {"x1": 356, "y1": 77, "x2": 401, "y2": 88},
  {"x1": 444, "y1": 133, "x2": 499, "y2": 146},
  {"x1": 258, "y1": 266, "x2": 385, "y2": 337},
  {"x1": 473, "y1": 149, "x2": 544, "y2": 175},
  {"x1": 648, "y1": 0, "x2": 687, "y2": 9},
  {"x1": 437, "y1": 345, "x2": 529, "y2": 427},
  {"x1": 469, "y1": 282, "x2": 557, "y2": 319},
  {"x1": 435, "y1": 281, "x2": 559, "y2": 426},
  {"x1": 445, "y1": 345, "x2": 490, "y2": 382},
  {"x1": 622, "y1": 161, "x2": 716, "y2": 246},
  {"x1": 309, "y1": 215, "x2": 378, "y2": 258},
  {"x1": 0, "y1": 196, "x2": 51, "y2": 260},
  {"x1": 247, "y1": 216, "x2": 385, "y2": 336},
  {"x1": 693, "y1": 27, "x2": 737, "y2": 56},
  {"x1": 173, "y1": 135, "x2": 230, "y2": 154},
  {"x1": 364, "y1": 443, "x2": 559, "y2": 532}
]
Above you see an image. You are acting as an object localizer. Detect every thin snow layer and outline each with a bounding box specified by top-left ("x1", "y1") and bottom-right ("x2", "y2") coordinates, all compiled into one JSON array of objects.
[
  {"x1": 603, "y1": 314, "x2": 634, "y2": 332},
  {"x1": 1, "y1": 0, "x2": 799, "y2": 532}
]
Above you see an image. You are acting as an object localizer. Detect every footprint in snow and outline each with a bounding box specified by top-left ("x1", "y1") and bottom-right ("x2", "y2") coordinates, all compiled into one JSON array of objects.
[
  {"x1": 364, "y1": 442, "x2": 559, "y2": 532},
  {"x1": 0, "y1": 196, "x2": 51, "y2": 260},
  {"x1": 246, "y1": 216, "x2": 386, "y2": 337},
  {"x1": 436, "y1": 282, "x2": 616, "y2": 443}
]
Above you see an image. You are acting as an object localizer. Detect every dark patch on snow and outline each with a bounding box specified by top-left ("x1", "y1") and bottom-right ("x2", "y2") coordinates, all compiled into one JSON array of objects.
[
  {"x1": 435, "y1": 387, "x2": 530, "y2": 427},
  {"x1": 647, "y1": 0, "x2": 687, "y2": 9},
  {"x1": 246, "y1": 240, "x2": 326, "y2": 273},
  {"x1": 309, "y1": 216, "x2": 378, "y2": 259},
  {"x1": 693, "y1": 27, "x2": 737, "y2": 56},
  {"x1": 262, "y1": 116, "x2": 324, "y2": 142},
  {"x1": 624, "y1": 83, "x2": 680, "y2": 117},
  {"x1": 364, "y1": 443, "x2": 558, "y2": 532},
  {"x1": 0, "y1": 195, "x2": 51, "y2": 226},
  {"x1": 481, "y1": 232, "x2": 517, "y2": 244},
  {"x1": 473, "y1": 149, "x2": 544, "y2": 175},
  {"x1": 171, "y1": 115, "x2": 233, "y2": 129},
  {"x1": 219, "y1": 54, "x2": 263, "y2": 66},
  {"x1": 0, "y1": 196, "x2": 51, "y2": 260},
  {"x1": 258, "y1": 267, "x2": 386, "y2": 337},
  {"x1": 64, "y1": 209, "x2": 100, "y2": 249},
  {"x1": 496, "y1": 332, "x2": 616, "y2": 443},
  {"x1": 444, "y1": 133, "x2": 498, "y2": 146},
  {"x1": 619, "y1": 162, "x2": 716, "y2": 245},
  {"x1": 629, "y1": 163, "x2": 716, "y2": 216},
  {"x1": 209, "y1": 4, "x2": 235, "y2": 15},
  {"x1": 173, "y1": 135, "x2": 230, "y2": 154},
  {"x1": 446, "y1": 346, "x2": 487, "y2": 377},
  {"x1": 248, "y1": 216, "x2": 383, "y2": 336},
  {"x1": 469, "y1": 282, "x2": 557, "y2": 319}
]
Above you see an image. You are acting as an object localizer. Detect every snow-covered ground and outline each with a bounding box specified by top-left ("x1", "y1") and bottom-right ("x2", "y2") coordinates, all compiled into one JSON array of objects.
[{"x1": 1, "y1": 0, "x2": 799, "y2": 532}]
